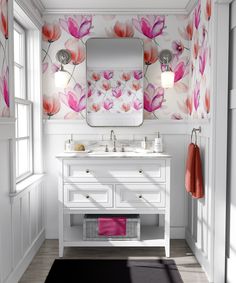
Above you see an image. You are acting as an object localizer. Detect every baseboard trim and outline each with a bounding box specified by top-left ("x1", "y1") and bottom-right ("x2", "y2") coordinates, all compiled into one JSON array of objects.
[
  {"x1": 5, "y1": 229, "x2": 45, "y2": 283},
  {"x1": 185, "y1": 229, "x2": 212, "y2": 282}
]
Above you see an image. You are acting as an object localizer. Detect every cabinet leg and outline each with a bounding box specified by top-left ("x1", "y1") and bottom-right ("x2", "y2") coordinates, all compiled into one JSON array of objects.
[
  {"x1": 165, "y1": 243, "x2": 170, "y2": 258},
  {"x1": 59, "y1": 244, "x2": 64, "y2": 258}
]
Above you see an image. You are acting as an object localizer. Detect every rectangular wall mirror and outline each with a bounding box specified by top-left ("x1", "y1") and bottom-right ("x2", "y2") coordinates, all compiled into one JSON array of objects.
[{"x1": 86, "y1": 38, "x2": 144, "y2": 127}]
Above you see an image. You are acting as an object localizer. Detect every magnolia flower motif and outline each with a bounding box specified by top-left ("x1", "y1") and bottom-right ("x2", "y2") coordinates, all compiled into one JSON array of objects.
[
  {"x1": 60, "y1": 84, "x2": 86, "y2": 113},
  {"x1": 121, "y1": 103, "x2": 131, "y2": 112},
  {"x1": 42, "y1": 22, "x2": 61, "y2": 43},
  {"x1": 199, "y1": 46, "x2": 208, "y2": 76},
  {"x1": 133, "y1": 98, "x2": 143, "y2": 110},
  {"x1": 133, "y1": 15, "x2": 165, "y2": 39},
  {"x1": 193, "y1": 81, "x2": 200, "y2": 111},
  {"x1": 107, "y1": 21, "x2": 134, "y2": 37},
  {"x1": 132, "y1": 81, "x2": 142, "y2": 91},
  {"x1": 194, "y1": 0, "x2": 201, "y2": 29},
  {"x1": 178, "y1": 96, "x2": 193, "y2": 115},
  {"x1": 112, "y1": 87, "x2": 123, "y2": 98},
  {"x1": 144, "y1": 83, "x2": 164, "y2": 112},
  {"x1": 170, "y1": 57, "x2": 189, "y2": 83},
  {"x1": 43, "y1": 95, "x2": 61, "y2": 118},
  {"x1": 179, "y1": 19, "x2": 193, "y2": 41},
  {"x1": 103, "y1": 70, "x2": 113, "y2": 80},
  {"x1": 65, "y1": 38, "x2": 85, "y2": 65},
  {"x1": 171, "y1": 113, "x2": 183, "y2": 120},
  {"x1": 87, "y1": 88, "x2": 93, "y2": 97},
  {"x1": 121, "y1": 72, "x2": 131, "y2": 81},
  {"x1": 144, "y1": 39, "x2": 158, "y2": 65},
  {"x1": 0, "y1": 0, "x2": 8, "y2": 39},
  {"x1": 0, "y1": 67, "x2": 9, "y2": 108},
  {"x1": 59, "y1": 15, "x2": 92, "y2": 39},
  {"x1": 202, "y1": 25, "x2": 207, "y2": 44},
  {"x1": 193, "y1": 32, "x2": 199, "y2": 59},
  {"x1": 172, "y1": 40, "x2": 184, "y2": 58},
  {"x1": 103, "y1": 98, "x2": 113, "y2": 110},
  {"x1": 133, "y1": 70, "x2": 143, "y2": 80},
  {"x1": 91, "y1": 72, "x2": 101, "y2": 81},
  {"x1": 205, "y1": 0, "x2": 212, "y2": 21},
  {"x1": 92, "y1": 103, "x2": 100, "y2": 112},
  {"x1": 102, "y1": 81, "x2": 111, "y2": 91},
  {"x1": 204, "y1": 89, "x2": 210, "y2": 113}
]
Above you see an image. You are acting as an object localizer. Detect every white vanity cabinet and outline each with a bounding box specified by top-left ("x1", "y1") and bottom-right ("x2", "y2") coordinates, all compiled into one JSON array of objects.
[{"x1": 57, "y1": 154, "x2": 171, "y2": 257}]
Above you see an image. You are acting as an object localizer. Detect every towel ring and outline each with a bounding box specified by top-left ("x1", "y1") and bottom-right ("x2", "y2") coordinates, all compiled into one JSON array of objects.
[{"x1": 191, "y1": 127, "x2": 201, "y2": 145}]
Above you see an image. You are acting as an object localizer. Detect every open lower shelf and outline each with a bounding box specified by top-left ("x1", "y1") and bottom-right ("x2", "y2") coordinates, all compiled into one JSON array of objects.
[{"x1": 63, "y1": 225, "x2": 166, "y2": 247}]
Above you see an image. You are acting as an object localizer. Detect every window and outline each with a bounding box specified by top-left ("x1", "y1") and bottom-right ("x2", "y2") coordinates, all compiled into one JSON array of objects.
[{"x1": 14, "y1": 21, "x2": 33, "y2": 182}]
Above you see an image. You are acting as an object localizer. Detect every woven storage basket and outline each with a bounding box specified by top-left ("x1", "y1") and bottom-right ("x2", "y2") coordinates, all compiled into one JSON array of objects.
[{"x1": 83, "y1": 214, "x2": 140, "y2": 241}]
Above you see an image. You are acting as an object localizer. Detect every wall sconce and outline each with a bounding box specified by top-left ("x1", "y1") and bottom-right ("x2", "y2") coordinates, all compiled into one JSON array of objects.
[
  {"x1": 159, "y1": 49, "x2": 174, "y2": 89},
  {"x1": 54, "y1": 49, "x2": 71, "y2": 88}
]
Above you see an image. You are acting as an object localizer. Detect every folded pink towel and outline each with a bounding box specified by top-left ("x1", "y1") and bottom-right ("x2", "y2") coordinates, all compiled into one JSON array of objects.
[{"x1": 98, "y1": 217, "x2": 126, "y2": 236}]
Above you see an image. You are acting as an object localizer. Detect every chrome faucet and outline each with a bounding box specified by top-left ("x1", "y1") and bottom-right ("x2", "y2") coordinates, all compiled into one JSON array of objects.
[{"x1": 110, "y1": 130, "x2": 117, "y2": 152}]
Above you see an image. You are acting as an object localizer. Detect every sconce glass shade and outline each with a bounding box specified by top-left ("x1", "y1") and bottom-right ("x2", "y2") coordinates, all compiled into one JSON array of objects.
[
  {"x1": 54, "y1": 69, "x2": 71, "y2": 88},
  {"x1": 161, "y1": 71, "x2": 175, "y2": 88}
]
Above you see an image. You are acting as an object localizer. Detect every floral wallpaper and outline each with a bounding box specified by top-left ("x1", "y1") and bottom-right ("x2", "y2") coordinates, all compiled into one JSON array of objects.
[
  {"x1": 0, "y1": 0, "x2": 9, "y2": 117},
  {"x1": 42, "y1": 0, "x2": 212, "y2": 121},
  {"x1": 87, "y1": 69, "x2": 143, "y2": 114}
]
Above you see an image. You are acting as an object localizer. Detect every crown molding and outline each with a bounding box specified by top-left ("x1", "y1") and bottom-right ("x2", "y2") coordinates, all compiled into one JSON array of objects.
[
  {"x1": 31, "y1": 0, "x2": 45, "y2": 15},
  {"x1": 43, "y1": 8, "x2": 189, "y2": 15}
]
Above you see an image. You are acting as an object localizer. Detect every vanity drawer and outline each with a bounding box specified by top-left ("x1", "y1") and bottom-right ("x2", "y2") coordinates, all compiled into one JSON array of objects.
[
  {"x1": 115, "y1": 184, "x2": 166, "y2": 208},
  {"x1": 64, "y1": 184, "x2": 113, "y2": 208},
  {"x1": 64, "y1": 160, "x2": 166, "y2": 182}
]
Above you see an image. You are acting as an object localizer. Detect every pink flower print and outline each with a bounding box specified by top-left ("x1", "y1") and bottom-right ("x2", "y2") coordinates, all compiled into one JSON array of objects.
[
  {"x1": 178, "y1": 96, "x2": 192, "y2": 115},
  {"x1": 42, "y1": 62, "x2": 49, "y2": 73},
  {"x1": 92, "y1": 103, "x2": 100, "y2": 112},
  {"x1": 205, "y1": 0, "x2": 212, "y2": 21},
  {"x1": 108, "y1": 21, "x2": 134, "y2": 37},
  {"x1": 102, "y1": 81, "x2": 111, "y2": 91},
  {"x1": 132, "y1": 81, "x2": 142, "y2": 91},
  {"x1": 117, "y1": 80, "x2": 122, "y2": 87},
  {"x1": 112, "y1": 87, "x2": 122, "y2": 98},
  {"x1": 144, "y1": 39, "x2": 158, "y2": 65},
  {"x1": 179, "y1": 19, "x2": 193, "y2": 41},
  {"x1": 121, "y1": 103, "x2": 131, "y2": 112},
  {"x1": 121, "y1": 72, "x2": 131, "y2": 81},
  {"x1": 144, "y1": 83, "x2": 164, "y2": 112},
  {"x1": 0, "y1": 68, "x2": 9, "y2": 108},
  {"x1": 193, "y1": 33, "x2": 199, "y2": 59},
  {"x1": 0, "y1": 0, "x2": 8, "y2": 39},
  {"x1": 133, "y1": 99, "x2": 143, "y2": 110},
  {"x1": 91, "y1": 72, "x2": 101, "y2": 81},
  {"x1": 204, "y1": 89, "x2": 210, "y2": 113},
  {"x1": 172, "y1": 59, "x2": 189, "y2": 83},
  {"x1": 133, "y1": 15, "x2": 165, "y2": 39},
  {"x1": 51, "y1": 63, "x2": 60, "y2": 73},
  {"x1": 193, "y1": 81, "x2": 200, "y2": 111},
  {"x1": 43, "y1": 95, "x2": 61, "y2": 118},
  {"x1": 87, "y1": 88, "x2": 93, "y2": 97},
  {"x1": 60, "y1": 84, "x2": 86, "y2": 113},
  {"x1": 42, "y1": 22, "x2": 61, "y2": 43},
  {"x1": 133, "y1": 70, "x2": 143, "y2": 80},
  {"x1": 194, "y1": 0, "x2": 201, "y2": 29},
  {"x1": 171, "y1": 113, "x2": 183, "y2": 120},
  {"x1": 103, "y1": 98, "x2": 113, "y2": 110},
  {"x1": 59, "y1": 15, "x2": 92, "y2": 39},
  {"x1": 103, "y1": 70, "x2": 113, "y2": 80},
  {"x1": 65, "y1": 39, "x2": 85, "y2": 65},
  {"x1": 199, "y1": 46, "x2": 208, "y2": 76},
  {"x1": 172, "y1": 40, "x2": 184, "y2": 58}
]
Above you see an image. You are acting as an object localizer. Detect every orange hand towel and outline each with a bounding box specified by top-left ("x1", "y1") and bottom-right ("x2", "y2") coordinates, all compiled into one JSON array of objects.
[
  {"x1": 192, "y1": 145, "x2": 204, "y2": 199},
  {"x1": 185, "y1": 143, "x2": 196, "y2": 193}
]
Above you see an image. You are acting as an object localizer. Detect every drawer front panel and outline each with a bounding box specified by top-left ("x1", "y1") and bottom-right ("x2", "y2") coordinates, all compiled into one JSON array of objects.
[
  {"x1": 64, "y1": 184, "x2": 113, "y2": 208},
  {"x1": 115, "y1": 184, "x2": 166, "y2": 208},
  {"x1": 64, "y1": 160, "x2": 166, "y2": 182}
]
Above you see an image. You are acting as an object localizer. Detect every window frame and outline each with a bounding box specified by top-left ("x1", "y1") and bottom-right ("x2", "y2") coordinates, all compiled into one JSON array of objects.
[{"x1": 14, "y1": 20, "x2": 34, "y2": 183}]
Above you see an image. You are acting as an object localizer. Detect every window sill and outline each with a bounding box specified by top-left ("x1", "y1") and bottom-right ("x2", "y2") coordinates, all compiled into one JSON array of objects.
[{"x1": 10, "y1": 174, "x2": 45, "y2": 198}]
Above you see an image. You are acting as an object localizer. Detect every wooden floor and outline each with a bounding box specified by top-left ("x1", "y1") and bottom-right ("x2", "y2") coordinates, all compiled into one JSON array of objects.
[{"x1": 19, "y1": 240, "x2": 208, "y2": 283}]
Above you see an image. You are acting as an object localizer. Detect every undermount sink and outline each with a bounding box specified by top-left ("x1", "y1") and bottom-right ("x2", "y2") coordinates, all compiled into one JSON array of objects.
[{"x1": 89, "y1": 151, "x2": 136, "y2": 157}]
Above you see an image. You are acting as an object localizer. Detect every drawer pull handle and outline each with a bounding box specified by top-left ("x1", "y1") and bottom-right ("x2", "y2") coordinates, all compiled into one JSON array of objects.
[
  {"x1": 139, "y1": 170, "x2": 143, "y2": 174},
  {"x1": 86, "y1": 195, "x2": 90, "y2": 199},
  {"x1": 86, "y1": 169, "x2": 90, "y2": 173},
  {"x1": 138, "y1": 195, "x2": 142, "y2": 199}
]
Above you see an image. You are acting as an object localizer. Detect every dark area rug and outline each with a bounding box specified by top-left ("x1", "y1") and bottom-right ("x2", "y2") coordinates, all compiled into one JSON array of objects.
[{"x1": 45, "y1": 259, "x2": 183, "y2": 283}]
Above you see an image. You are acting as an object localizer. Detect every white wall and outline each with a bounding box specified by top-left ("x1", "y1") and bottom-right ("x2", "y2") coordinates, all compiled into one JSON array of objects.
[{"x1": 227, "y1": 1, "x2": 236, "y2": 281}]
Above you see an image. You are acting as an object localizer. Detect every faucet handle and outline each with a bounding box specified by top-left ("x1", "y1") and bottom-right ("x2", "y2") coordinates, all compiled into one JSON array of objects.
[
  {"x1": 105, "y1": 145, "x2": 109, "y2": 152},
  {"x1": 121, "y1": 145, "x2": 125, "y2": 152}
]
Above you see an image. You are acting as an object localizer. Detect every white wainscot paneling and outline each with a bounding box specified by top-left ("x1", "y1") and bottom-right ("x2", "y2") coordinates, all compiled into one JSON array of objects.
[
  {"x1": 43, "y1": 120, "x2": 188, "y2": 239},
  {"x1": 185, "y1": 129, "x2": 212, "y2": 281}
]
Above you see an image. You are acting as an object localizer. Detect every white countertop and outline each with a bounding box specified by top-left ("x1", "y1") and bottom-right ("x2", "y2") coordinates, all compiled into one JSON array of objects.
[{"x1": 56, "y1": 151, "x2": 172, "y2": 159}]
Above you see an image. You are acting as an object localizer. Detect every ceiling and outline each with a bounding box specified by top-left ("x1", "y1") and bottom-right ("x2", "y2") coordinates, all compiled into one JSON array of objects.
[{"x1": 36, "y1": 0, "x2": 196, "y2": 14}]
